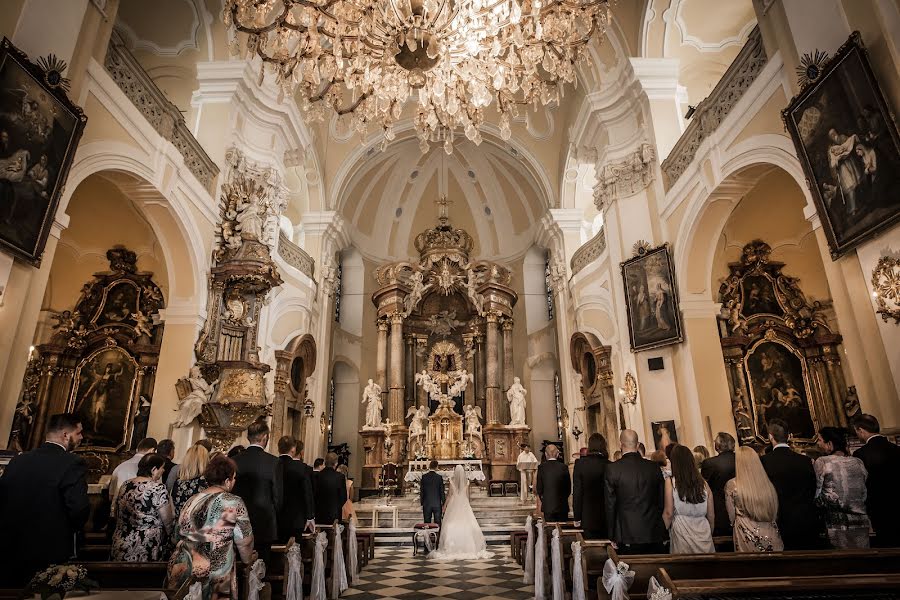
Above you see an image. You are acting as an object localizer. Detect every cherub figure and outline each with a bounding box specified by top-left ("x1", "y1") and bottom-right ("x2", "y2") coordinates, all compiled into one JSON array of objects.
[
  {"x1": 464, "y1": 404, "x2": 483, "y2": 438},
  {"x1": 131, "y1": 310, "x2": 154, "y2": 339}
]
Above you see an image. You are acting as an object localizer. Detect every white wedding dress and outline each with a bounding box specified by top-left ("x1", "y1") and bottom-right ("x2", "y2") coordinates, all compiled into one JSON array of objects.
[{"x1": 429, "y1": 465, "x2": 494, "y2": 560}]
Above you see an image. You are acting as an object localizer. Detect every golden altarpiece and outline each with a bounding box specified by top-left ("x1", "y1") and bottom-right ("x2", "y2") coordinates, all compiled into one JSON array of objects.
[
  {"x1": 360, "y1": 201, "x2": 531, "y2": 489},
  {"x1": 718, "y1": 241, "x2": 856, "y2": 450}
]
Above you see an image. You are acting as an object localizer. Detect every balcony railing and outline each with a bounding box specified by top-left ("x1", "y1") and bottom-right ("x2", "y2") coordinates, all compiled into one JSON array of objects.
[
  {"x1": 571, "y1": 228, "x2": 607, "y2": 276},
  {"x1": 278, "y1": 230, "x2": 315, "y2": 280},
  {"x1": 104, "y1": 32, "x2": 219, "y2": 190},
  {"x1": 661, "y1": 26, "x2": 767, "y2": 188}
]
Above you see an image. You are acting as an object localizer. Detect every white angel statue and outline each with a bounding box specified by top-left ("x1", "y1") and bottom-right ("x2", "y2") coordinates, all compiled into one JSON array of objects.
[
  {"x1": 404, "y1": 270, "x2": 431, "y2": 316},
  {"x1": 415, "y1": 369, "x2": 440, "y2": 400},
  {"x1": 406, "y1": 404, "x2": 430, "y2": 439},
  {"x1": 463, "y1": 404, "x2": 483, "y2": 438},
  {"x1": 235, "y1": 198, "x2": 264, "y2": 241},
  {"x1": 362, "y1": 379, "x2": 383, "y2": 429},
  {"x1": 174, "y1": 365, "x2": 218, "y2": 428},
  {"x1": 465, "y1": 270, "x2": 484, "y2": 315},
  {"x1": 448, "y1": 370, "x2": 474, "y2": 398},
  {"x1": 507, "y1": 376, "x2": 528, "y2": 426}
]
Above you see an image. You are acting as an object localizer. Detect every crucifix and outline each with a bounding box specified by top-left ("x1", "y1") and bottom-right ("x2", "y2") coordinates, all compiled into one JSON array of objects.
[{"x1": 436, "y1": 195, "x2": 453, "y2": 226}]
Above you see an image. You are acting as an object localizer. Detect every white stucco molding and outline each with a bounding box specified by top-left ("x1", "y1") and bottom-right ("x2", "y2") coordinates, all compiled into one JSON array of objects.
[{"x1": 679, "y1": 296, "x2": 723, "y2": 319}]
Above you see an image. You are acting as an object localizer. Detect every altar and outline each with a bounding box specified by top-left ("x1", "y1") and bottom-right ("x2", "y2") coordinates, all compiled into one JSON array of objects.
[{"x1": 404, "y1": 459, "x2": 486, "y2": 483}]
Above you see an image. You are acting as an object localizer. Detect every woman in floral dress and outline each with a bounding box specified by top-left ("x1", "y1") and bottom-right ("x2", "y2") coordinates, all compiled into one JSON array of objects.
[
  {"x1": 815, "y1": 427, "x2": 870, "y2": 548},
  {"x1": 726, "y1": 447, "x2": 784, "y2": 552},
  {"x1": 111, "y1": 453, "x2": 173, "y2": 561},
  {"x1": 167, "y1": 455, "x2": 256, "y2": 600}
]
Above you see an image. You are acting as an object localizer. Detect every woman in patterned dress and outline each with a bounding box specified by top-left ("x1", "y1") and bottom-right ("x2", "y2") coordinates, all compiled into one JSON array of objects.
[
  {"x1": 172, "y1": 443, "x2": 210, "y2": 520},
  {"x1": 111, "y1": 453, "x2": 173, "y2": 561},
  {"x1": 725, "y1": 446, "x2": 784, "y2": 552},
  {"x1": 167, "y1": 455, "x2": 256, "y2": 600},
  {"x1": 815, "y1": 427, "x2": 870, "y2": 549}
]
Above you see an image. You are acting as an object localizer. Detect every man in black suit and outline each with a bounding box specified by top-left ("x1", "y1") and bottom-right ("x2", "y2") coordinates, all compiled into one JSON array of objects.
[
  {"x1": 420, "y1": 460, "x2": 445, "y2": 524},
  {"x1": 573, "y1": 433, "x2": 610, "y2": 539},
  {"x1": 701, "y1": 432, "x2": 736, "y2": 537},
  {"x1": 853, "y1": 414, "x2": 900, "y2": 547},
  {"x1": 276, "y1": 436, "x2": 315, "y2": 542},
  {"x1": 0, "y1": 414, "x2": 90, "y2": 586},
  {"x1": 157, "y1": 438, "x2": 177, "y2": 485},
  {"x1": 314, "y1": 452, "x2": 348, "y2": 526},
  {"x1": 760, "y1": 418, "x2": 822, "y2": 550},
  {"x1": 536, "y1": 443, "x2": 570, "y2": 522},
  {"x1": 232, "y1": 419, "x2": 282, "y2": 561},
  {"x1": 605, "y1": 429, "x2": 665, "y2": 554}
]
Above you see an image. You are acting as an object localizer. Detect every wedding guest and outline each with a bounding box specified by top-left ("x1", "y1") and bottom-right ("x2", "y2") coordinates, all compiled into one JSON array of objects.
[
  {"x1": 157, "y1": 438, "x2": 177, "y2": 484},
  {"x1": 664, "y1": 445, "x2": 714, "y2": 554},
  {"x1": 166, "y1": 439, "x2": 213, "y2": 491},
  {"x1": 605, "y1": 430, "x2": 666, "y2": 554},
  {"x1": 277, "y1": 436, "x2": 315, "y2": 542},
  {"x1": 112, "y1": 453, "x2": 173, "y2": 561},
  {"x1": 638, "y1": 442, "x2": 647, "y2": 458},
  {"x1": 0, "y1": 414, "x2": 89, "y2": 586},
  {"x1": 693, "y1": 445, "x2": 710, "y2": 468},
  {"x1": 612, "y1": 450, "x2": 622, "y2": 462},
  {"x1": 536, "y1": 443, "x2": 571, "y2": 522},
  {"x1": 337, "y1": 464, "x2": 357, "y2": 523},
  {"x1": 167, "y1": 455, "x2": 256, "y2": 597},
  {"x1": 701, "y1": 432, "x2": 736, "y2": 537},
  {"x1": 313, "y1": 458, "x2": 325, "y2": 471},
  {"x1": 726, "y1": 447, "x2": 783, "y2": 552},
  {"x1": 815, "y1": 426, "x2": 869, "y2": 549},
  {"x1": 420, "y1": 460, "x2": 445, "y2": 524},
  {"x1": 232, "y1": 420, "x2": 282, "y2": 562},
  {"x1": 853, "y1": 414, "x2": 900, "y2": 547},
  {"x1": 573, "y1": 433, "x2": 610, "y2": 539},
  {"x1": 761, "y1": 418, "x2": 823, "y2": 549},
  {"x1": 171, "y1": 443, "x2": 209, "y2": 520},
  {"x1": 227, "y1": 445, "x2": 246, "y2": 459},
  {"x1": 314, "y1": 452, "x2": 348, "y2": 525},
  {"x1": 110, "y1": 437, "x2": 157, "y2": 505}
]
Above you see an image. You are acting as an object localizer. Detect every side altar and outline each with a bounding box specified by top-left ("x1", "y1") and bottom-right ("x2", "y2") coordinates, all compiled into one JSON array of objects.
[{"x1": 359, "y1": 199, "x2": 532, "y2": 491}]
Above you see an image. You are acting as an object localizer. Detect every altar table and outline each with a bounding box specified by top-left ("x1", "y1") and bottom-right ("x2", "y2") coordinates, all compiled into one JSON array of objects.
[{"x1": 404, "y1": 459, "x2": 486, "y2": 483}]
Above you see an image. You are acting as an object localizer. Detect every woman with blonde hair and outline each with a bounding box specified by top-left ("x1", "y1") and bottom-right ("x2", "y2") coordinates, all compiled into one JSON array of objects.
[
  {"x1": 725, "y1": 446, "x2": 783, "y2": 552},
  {"x1": 171, "y1": 443, "x2": 209, "y2": 520}
]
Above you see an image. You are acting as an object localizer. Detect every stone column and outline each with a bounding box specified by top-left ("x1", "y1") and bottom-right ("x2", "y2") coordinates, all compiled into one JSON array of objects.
[
  {"x1": 388, "y1": 312, "x2": 405, "y2": 423},
  {"x1": 415, "y1": 336, "x2": 427, "y2": 408},
  {"x1": 485, "y1": 312, "x2": 501, "y2": 424},
  {"x1": 463, "y1": 334, "x2": 476, "y2": 405},
  {"x1": 475, "y1": 332, "x2": 486, "y2": 416},
  {"x1": 405, "y1": 336, "x2": 415, "y2": 414},
  {"x1": 502, "y1": 318, "x2": 514, "y2": 389},
  {"x1": 375, "y1": 318, "x2": 388, "y2": 403}
]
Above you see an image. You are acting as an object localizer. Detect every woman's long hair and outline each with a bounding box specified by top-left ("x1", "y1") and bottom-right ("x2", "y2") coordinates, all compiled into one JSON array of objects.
[
  {"x1": 735, "y1": 446, "x2": 778, "y2": 522},
  {"x1": 670, "y1": 444, "x2": 705, "y2": 504},
  {"x1": 179, "y1": 444, "x2": 210, "y2": 480}
]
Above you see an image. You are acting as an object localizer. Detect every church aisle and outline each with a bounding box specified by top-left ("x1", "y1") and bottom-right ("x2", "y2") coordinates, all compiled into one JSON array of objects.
[{"x1": 344, "y1": 546, "x2": 534, "y2": 599}]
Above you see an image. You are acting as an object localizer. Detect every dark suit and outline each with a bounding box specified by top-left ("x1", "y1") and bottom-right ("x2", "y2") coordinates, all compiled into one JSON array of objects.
[
  {"x1": 854, "y1": 435, "x2": 900, "y2": 547},
  {"x1": 701, "y1": 451, "x2": 736, "y2": 537},
  {"x1": 761, "y1": 445, "x2": 822, "y2": 550},
  {"x1": 536, "y1": 458, "x2": 571, "y2": 522},
  {"x1": 162, "y1": 458, "x2": 177, "y2": 486},
  {"x1": 277, "y1": 455, "x2": 315, "y2": 542},
  {"x1": 232, "y1": 445, "x2": 283, "y2": 557},
  {"x1": 420, "y1": 470, "x2": 446, "y2": 524},
  {"x1": 0, "y1": 443, "x2": 90, "y2": 586},
  {"x1": 313, "y1": 466, "x2": 348, "y2": 526},
  {"x1": 573, "y1": 453, "x2": 609, "y2": 539},
  {"x1": 605, "y1": 452, "x2": 665, "y2": 553}
]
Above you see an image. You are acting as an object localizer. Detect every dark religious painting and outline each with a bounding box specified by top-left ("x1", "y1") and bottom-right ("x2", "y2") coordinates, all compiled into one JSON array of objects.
[
  {"x1": 741, "y1": 274, "x2": 783, "y2": 317},
  {"x1": 0, "y1": 38, "x2": 85, "y2": 265},
  {"x1": 651, "y1": 420, "x2": 678, "y2": 451},
  {"x1": 95, "y1": 280, "x2": 140, "y2": 327},
  {"x1": 621, "y1": 244, "x2": 683, "y2": 351},
  {"x1": 783, "y1": 32, "x2": 900, "y2": 259},
  {"x1": 745, "y1": 341, "x2": 816, "y2": 441},
  {"x1": 69, "y1": 346, "x2": 138, "y2": 451}
]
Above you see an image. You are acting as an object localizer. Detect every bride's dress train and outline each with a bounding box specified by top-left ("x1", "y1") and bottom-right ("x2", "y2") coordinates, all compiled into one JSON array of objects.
[{"x1": 429, "y1": 465, "x2": 494, "y2": 560}]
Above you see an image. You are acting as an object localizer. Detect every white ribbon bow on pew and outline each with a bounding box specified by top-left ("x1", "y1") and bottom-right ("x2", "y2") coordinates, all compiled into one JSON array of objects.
[
  {"x1": 348, "y1": 520, "x2": 361, "y2": 584},
  {"x1": 534, "y1": 519, "x2": 548, "y2": 600},
  {"x1": 524, "y1": 515, "x2": 535, "y2": 585},
  {"x1": 601, "y1": 558, "x2": 635, "y2": 600},
  {"x1": 330, "y1": 524, "x2": 349, "y2": 599},
  {"x1": 310, "y1": 531, "x2": 329, "y2": 600},
  {"x1": 184, "y1": 582, "x2": 203, "y2": 600},
  {"x1": 550, "y1": 528, "x2": 565, "y2": 600},
  {"x1": 247, "y1": 558, "x2": 266, "y2": 600},
  {"x1": 285, "y1": 544, "x2": 304, "y2": 600},
  {"x1": 570, "y1": 541, "x2": 586, "y2": 600},
  {"x1": 647, "y1": 576, "x2": 673, "y2": 600}
]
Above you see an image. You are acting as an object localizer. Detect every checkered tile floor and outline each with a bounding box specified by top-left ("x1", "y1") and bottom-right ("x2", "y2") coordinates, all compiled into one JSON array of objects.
[{"x1": 345, "y1": 546, "x2": 534, "y2": 600}]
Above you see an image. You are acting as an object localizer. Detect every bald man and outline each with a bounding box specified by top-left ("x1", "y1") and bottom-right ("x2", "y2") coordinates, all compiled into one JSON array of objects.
[
  {"x1": 536, "y1": 443, "x2": 571, "y2": 522},
  {"x1": 604, "y1": 430, "x2": 666, "y2": 554}
]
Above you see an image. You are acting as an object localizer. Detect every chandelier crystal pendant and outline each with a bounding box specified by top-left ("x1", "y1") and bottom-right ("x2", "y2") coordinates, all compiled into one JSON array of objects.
[{"x1": 225, "y1": 0, "x2": 611, "y2": 153}]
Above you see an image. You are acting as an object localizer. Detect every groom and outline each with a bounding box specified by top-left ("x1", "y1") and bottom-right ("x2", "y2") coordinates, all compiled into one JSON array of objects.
[{"x1": 420, "y1": 460, "x2": 445, "y2": 524}]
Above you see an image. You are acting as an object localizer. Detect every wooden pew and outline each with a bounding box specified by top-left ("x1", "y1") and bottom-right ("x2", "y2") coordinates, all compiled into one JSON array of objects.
[
  {"x1": 573, "y1": 534, "x2": 612, "y2": 592},
  {"x1": 78, "y1": 561, "x2": 170, "y2": 590}
]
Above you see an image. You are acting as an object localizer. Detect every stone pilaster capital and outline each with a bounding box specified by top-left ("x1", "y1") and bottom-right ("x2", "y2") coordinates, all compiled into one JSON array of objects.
[
  {"x1": 390, "y1": 311, "x2": 405, "y2": 325},
  {"x1": 376, "y1": 317, "x2": 390, "y2": 332},
  {"x1": 485, "y1": 310, "x2": 502, "y2": 324},
  {"x1": 501, "y1": 318, "x2": 514, "y2": 332}
]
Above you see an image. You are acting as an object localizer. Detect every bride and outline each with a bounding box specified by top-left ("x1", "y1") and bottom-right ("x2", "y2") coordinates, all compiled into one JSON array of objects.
[{"x1": 429, "y1": 465, "x2": 493, "y2": 560}]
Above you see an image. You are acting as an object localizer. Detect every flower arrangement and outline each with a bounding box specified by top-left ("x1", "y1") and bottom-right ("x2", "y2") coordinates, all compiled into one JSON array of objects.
[{"x1": 25, "y1": 565, "x2": 98, "y2": 600}]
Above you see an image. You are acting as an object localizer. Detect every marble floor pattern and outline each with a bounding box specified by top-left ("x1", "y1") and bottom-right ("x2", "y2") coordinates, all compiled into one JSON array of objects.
[{"x1": 344, "y1": 546, "x2": 534, "y2": 599}]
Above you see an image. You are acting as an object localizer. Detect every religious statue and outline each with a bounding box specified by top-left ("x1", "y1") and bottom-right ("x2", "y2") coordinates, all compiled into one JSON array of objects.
[
  {"x1": 415, "y1": 369, "x2": 440, "y2": 401},
  {"x1": 448, "y1": 369, "x2": 474, "y2": 398},
  {"x1": 463, "y1": 404, "x2": 483, "y2": 438},
  {"x1": 130, "y1": 310, "x2": 154, "y2": 339},
  {"x1": 406, "y1": 404, "x2": 430, "y2": 439},
  {"x1": 465, "y1": 269, "x2": 484, "y2": 315},
  {"x1": 404, "y1": 270, "x2": 431, "y2": 316},
  {"x1": 174, "y1": 366, "x2": 219, "y2": 428},
  {"x1": 361, "y1": 379, "x2": 384, "y2": 429},
  {"x1": 507, "y1": 376, "x2": 528, "y2": 426},
  {"x1": 50, "y1": 309, "x2": 78, "y2": 337},
  {"x1": 235, "y1": 198, "x2": 264, "y2": 241}
]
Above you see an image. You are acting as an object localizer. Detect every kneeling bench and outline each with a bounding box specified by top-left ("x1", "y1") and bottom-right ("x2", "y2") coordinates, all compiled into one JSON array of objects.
[{"x1": 412, "y1": 523, "x2": 440, "y2": 556}]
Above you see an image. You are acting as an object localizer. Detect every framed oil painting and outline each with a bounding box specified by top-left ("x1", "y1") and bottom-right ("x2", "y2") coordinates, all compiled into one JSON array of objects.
[
  {"x1": 651, "y1": 420, "x2": 678, "y2": 451},
  {"x1": 0, "y1": 38, "x2": 86, "y2": 265},
  {"x1": 621, "y1": 244, "x2": 684, "y2": 352},
  {"x1": 783, "y1": 32, "x2": 900, "y2": 259},
  {"x1": 745, "y1": 340, "x2": 817, "y2": 442}
]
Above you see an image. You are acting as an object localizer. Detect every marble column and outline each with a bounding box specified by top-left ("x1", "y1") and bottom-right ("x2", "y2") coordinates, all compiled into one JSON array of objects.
[
  {"x1": 475, "y1": 332, "x2": 486, "y2": 416},
  {"x1": 485, "y1": 312, "x2": 501, "y2": 424},
  {"x1": 502, "y1": 318, "x2": 514, "y2": 389},
  {"x1": 415, "y1": 336, "x2": 427, "y2": 408},
  {"x1": 389, "y1": 312, "x2": 405, "y2": 423},
  {"x1": 405, "y1": 336, "x2": 414, "y2": 414},
  {"x1": 375, "y1": 318, "x2": 388, "y2": 405},
  {"x1": 463, "y1": 334, "x2": 476, "y2": 406}
]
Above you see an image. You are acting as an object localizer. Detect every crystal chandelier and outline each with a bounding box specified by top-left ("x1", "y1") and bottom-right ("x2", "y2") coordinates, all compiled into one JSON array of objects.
[{"x1": 225, "y1": 0, "x2": 611, "y2": 153}]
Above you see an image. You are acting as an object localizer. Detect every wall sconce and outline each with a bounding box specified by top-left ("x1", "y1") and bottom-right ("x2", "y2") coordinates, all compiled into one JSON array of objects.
[
  {"x1": 623, "y1": 372, "x2": 638, "y2": 404},
  {"x1": 572, "y1": 425, "x2": 583, "y2": 441},
  {"x1": 872, "y1": 256, "x2": 900, "y2": 324}
]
